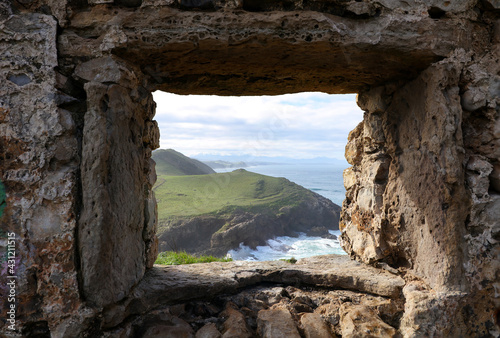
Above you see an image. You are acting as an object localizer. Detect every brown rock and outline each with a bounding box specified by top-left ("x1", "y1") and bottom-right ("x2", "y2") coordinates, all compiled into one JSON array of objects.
[
  {"x1": 257, "y1": 309, "x2": 301, "y2": 338},
  {"x1": 138, "y1": 315, "x2": 194, "y2": 338},
  {"x1": 196, "y1": 323, "x2": 222, "y2": 338},
  {"x1": 142, "y1": 323, "x2": 194, "y2": 338},
  {"x1": 101, "y1": 254, "x2": 405, "y2": 327},
  {"x1": 399, "y1": 282, "x2": 468, "y2": 337},
  {"x1": 315, "y1": 302, "x2": 341, "y2": 328},
  {"x1": 341, "y1": 51, "x2": 473, "y2": 291},
  {"x1": 300, "y1": 313, "x2": 335, "y2": 338},
  {"x1": 339, "y1": 304, "x2": 396, "y2": 338},
  {"x1": 59, "y1": 2, "x2": 485, "y2": 95},
  {"x1": 78, "y1": 79, "x2": 155, "y2": 307},
  {"x1": 221, "y1": 305, "x2": 252, "y2": 338}
]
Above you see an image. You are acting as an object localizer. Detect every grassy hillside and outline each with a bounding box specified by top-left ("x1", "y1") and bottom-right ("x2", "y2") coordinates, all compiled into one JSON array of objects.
[
  {"x1": 155, "y1": 251, "x2": 232, "y2": 265},
  {"x1": 154, "y1": 169, "x2": 313, "y2": 220},
  {"x1": 152, "y1": 149, "x2": 215, "y2": 176}
]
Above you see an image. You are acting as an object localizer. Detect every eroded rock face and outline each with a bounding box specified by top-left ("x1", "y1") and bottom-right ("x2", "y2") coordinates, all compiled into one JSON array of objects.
[
  {"x1": 159, "y1": 195, "x2": 341, "y2": 257},
  {"x1": 77, "y1": 56, "x2": 159, "y2": 307},
  {"x1": 1, "y1": 0, "x2": 499, "y2": 336},
  {"x1": 0, "y1": 12, "x2": 83, "y2": 336},
  {"x1": 340, "y1": 45, "x2": 500, "y2": 337},
  {"x1": 57, "y1": 1, "x2": 487, "y2": 95},
  {"x1": 341, "y1": 52, "x2": 471, "y2": 289}
]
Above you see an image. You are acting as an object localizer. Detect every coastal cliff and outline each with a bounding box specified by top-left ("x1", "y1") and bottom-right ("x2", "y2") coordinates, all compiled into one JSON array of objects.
[{"x1": 155, "y1": 169, "x2": 341, "y2": 256}]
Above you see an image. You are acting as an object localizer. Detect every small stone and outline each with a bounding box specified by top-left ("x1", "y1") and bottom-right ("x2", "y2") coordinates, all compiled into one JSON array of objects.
[
  {"x1": 343, "y1": 167, "x2": 357, "y2": 190},
  {"x1": 257, "y1": 309, "x2": 301, "y2": 338},
  {"x1": 461, "y1": 88, "x2": 487, "y2": 111},
  {"x1": 140, "y1": 316, "x2": 195, "y2": 338},
  {"x1": 300, "y1": 313, "x2": 335, "y2": 338},
  {"x1": 221, "y1": 305, "x2": 252, "y2": 338},
  {"x1": 196, "y1": 323, "x2": 221, "y2": 338},
  {"x1": 74, "y1": 56, "x2": 138, "y2": 86},
  {"x1": 340, "y1": 304, "x2": 397, "y2": 338},
  {"x1": 7, "y1": 73, "x2": 32, "y2": 86}
]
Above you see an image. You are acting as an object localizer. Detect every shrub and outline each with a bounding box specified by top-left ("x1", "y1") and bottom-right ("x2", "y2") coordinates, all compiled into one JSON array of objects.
[{"x1": 155, "y1": 251, "x2": 233, "y2": 265}]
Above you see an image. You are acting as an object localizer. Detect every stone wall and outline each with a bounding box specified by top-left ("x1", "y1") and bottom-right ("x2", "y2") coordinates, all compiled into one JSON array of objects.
[
  {"x1": 340, "y1": 28, "x2": 500, "y2": 336},
  {"x1": 0, "y1": 0, "x2": 498, "y2": 336},
  {"x1": 76, "y1": 56, "x2": 159, "y2": 308},
  {"x1": 0, "y1": 12, "x2": 83, "y2": 336}
]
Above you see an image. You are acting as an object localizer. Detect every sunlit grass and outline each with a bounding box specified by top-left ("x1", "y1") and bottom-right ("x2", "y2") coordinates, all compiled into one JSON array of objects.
[
  {"x1": 279, "y1": 257, "x2": 297, "y2": 264},
  {"x1": 154, "y1": 169, "x2": 310, "y2": 220},
  {"x1": 155, "y1": 251, "x2": 233, "y2": 265}
]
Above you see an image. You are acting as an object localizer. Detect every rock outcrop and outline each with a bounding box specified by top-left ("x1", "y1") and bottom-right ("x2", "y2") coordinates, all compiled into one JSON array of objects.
[
  {"x1": 340, "y1": 46, "x2": 500, "y2": 337},
  {"x1": 0, "y1": 0, "x2": 498, "y2": 336}
]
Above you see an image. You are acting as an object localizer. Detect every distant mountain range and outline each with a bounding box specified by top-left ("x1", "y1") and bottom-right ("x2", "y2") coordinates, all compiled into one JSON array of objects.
[
  {"x1": 202, "y1": 160, "x2": 249, "y2": 169},
  {"x1": 191, "y1": 153, "x2": 349, "y2": 165}
]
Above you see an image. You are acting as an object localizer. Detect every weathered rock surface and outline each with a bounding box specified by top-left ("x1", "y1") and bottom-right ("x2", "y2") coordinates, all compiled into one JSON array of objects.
[
  {"x1": 78, "y1": 56, "x2": 159, "y2": 307},
  {"x1": 1, "y1": 0, "x2": 499, "y2": 336},
  {"x1": 102, "y1": 274, "x2": 402, "y2": 337},
  {"x1": 195, "y1": 323, "x2": 222, "y2": 338},
  {"x1": 340, "y1": 43, "x2": 500, "y2": 336},
  {"x1": 257, "y1": 308, "x2": 301, "y2": 338},
  {"x1": 57, "y1": 1, "x2": 487, "y2": 95},
  {"x1": 101, "y1": 255, "x2": 404, "y2": 329},
  {"x1": 341, "y1": 53, "x2": 471, "y2": 289},
  {"x1": 339, "y1": 303, "x2": 397, "y2": 337},
  {"x1": 221, "y1": 304, "x2": 252, "y2": 338},
  {"x1": 196, "y1": 323, "x2": 222, "y2": 338},
  {"x1": 300, "y1": 313, "x2": 335, "y2": 338},
  {"x1": 0, "y1": 12, "x2": 84, "y2": 336}
]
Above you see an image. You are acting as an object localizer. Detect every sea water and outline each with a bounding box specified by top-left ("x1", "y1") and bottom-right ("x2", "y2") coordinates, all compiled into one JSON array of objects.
[
  {"x1": 227, "y1": 230, "x2": 344, "y2": 261},
  {"x1": 215, "y1": 163, "x2": 349, "y2": 261}
]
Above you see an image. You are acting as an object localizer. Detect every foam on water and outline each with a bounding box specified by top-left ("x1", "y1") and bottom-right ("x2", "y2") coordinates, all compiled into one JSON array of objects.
[{"x1": 228, "y1": 230, "x2": 346, "y2": 261}]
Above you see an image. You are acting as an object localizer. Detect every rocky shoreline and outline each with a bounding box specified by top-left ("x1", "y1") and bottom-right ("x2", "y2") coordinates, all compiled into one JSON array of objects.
[{"x1": 158, "y1": 193, "x2": 341, "y2": 257}]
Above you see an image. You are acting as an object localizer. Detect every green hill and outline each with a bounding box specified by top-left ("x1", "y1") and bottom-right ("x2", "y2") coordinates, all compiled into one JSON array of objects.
[
  {"x1": 153, "y1": 168, "x2": 341, "y2": 256},
  {"x1": 155, "y1": 169, "x2": 309, "y2": 219},
  {"x1": 152, "y1": 149, "x2": 216, "y2": 176}
]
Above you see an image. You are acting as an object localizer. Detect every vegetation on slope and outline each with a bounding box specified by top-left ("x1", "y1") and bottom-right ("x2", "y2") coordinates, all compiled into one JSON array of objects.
[
  {"x1": 155, "y1": 251, "x2": 232, "y2": 265},
  {"x1": 152, "y1": 149, "x2": 215, "y2": 176},
  {"x1": 154, "y1": 169, "x2": 313, "y2": 221}
]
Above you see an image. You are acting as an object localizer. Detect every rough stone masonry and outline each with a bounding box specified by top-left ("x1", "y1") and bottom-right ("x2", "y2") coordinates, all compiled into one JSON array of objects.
[{"x1": 0, "y1": 0, "x2": 498, "y2": 336}]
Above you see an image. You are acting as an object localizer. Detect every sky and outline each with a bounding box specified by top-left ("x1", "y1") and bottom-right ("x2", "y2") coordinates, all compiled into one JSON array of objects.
[{"x1": 152, "y1": 91, "x2": 364, "y2": 160}]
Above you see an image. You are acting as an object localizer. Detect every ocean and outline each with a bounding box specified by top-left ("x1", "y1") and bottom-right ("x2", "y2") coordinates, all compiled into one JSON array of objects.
[{"x1": 214, "y1": 163, "x2": 349, "y2": 260}]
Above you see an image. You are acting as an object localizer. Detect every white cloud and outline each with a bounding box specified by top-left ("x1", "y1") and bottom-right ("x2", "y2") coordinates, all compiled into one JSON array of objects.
[{"x1": 153, "y1": 91, "x2": 364, "y2": 160}]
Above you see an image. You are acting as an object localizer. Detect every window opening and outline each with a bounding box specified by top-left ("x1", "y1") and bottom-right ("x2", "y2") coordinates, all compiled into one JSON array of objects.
[{"x1": 152, "y1": 91, "x2": 363, "y2": 262}]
